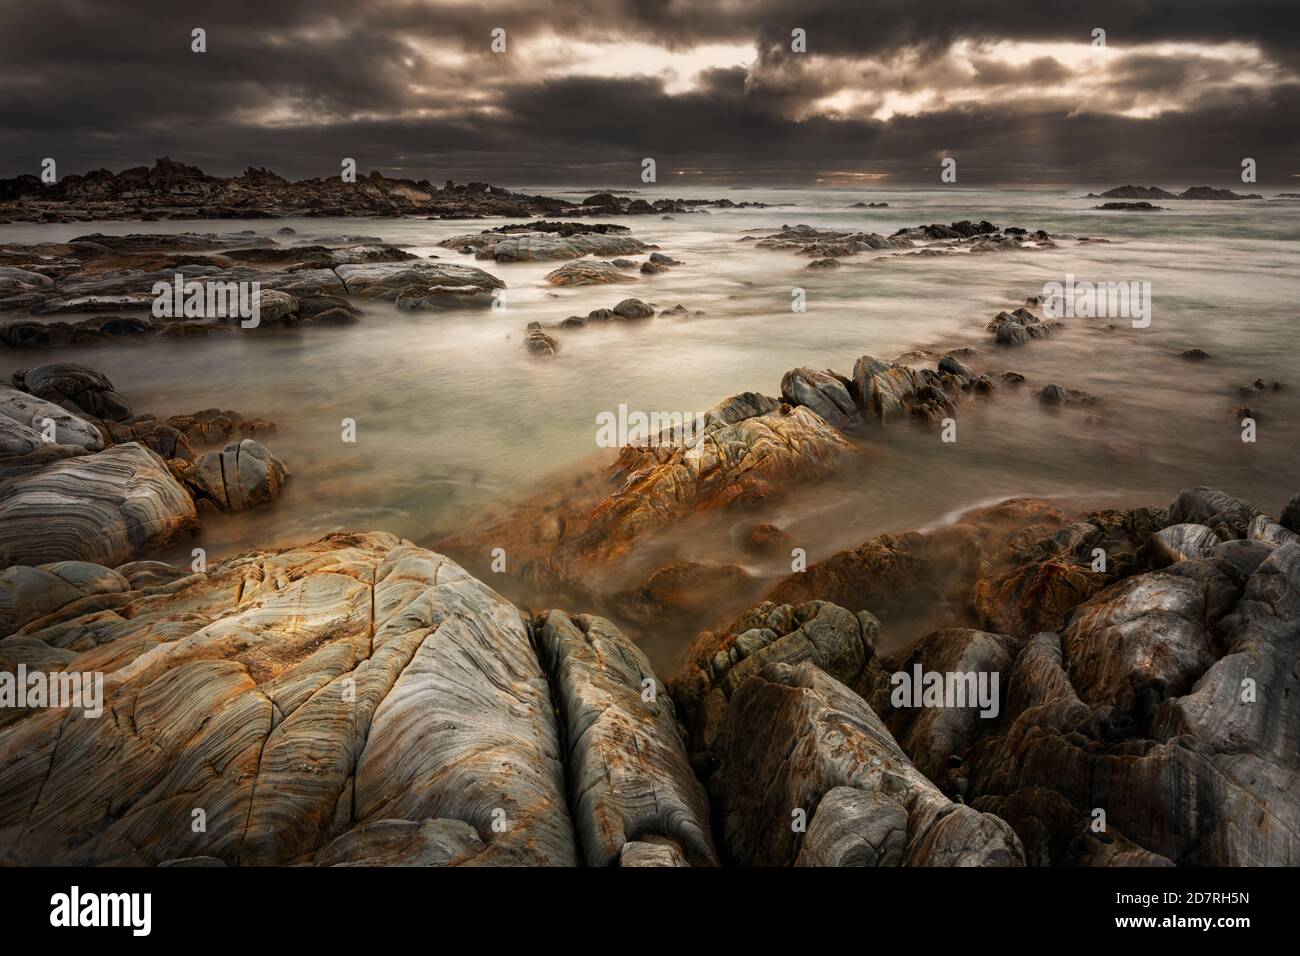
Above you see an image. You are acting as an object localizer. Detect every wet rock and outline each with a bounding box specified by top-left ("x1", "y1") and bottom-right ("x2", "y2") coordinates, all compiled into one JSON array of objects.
[
  {"x1": 850, "y1": 356, "x2": 922, "y2": 423},
  {"x1": 523, "y1": 322, "x2": 559, "y2": 356},
  {"x1": 1166, "y1": 486, "x2": 1259, "y2": 540},
  {"x1": 1039, "y1": 384, "x2": 1099, "y2": 407},
  {"x1": 745, "y1": 523, "x2": 786, "y2": 554},
  {"x1": 1141, "y1": 523, "x2": 1221, "y2": 568},
  {"x1": 611, "y1": 560, "x2": 753, "y2": 625},
  {"x1": 0, "y1": 442, "x2": 198, "y2": 569},
  {"x1": 672, "y1": 600, "x2": 879, "y2": 762},
  {"x1": 101, "y1": 418, "x2": 194, "y2": 461},
  {"x1": 611, "y1": 298, "x2": 654, "y2": 319},
  {"x1": 335, "y1": 261, "x2": 504, "y2": 302},
  {"x1": 1179, "y1": 348, "x2": 1211, "y2": 361},
  {"x1": 176, "y1": 439, "x2": 289, "y2": 512},
  {"x1": 589, "y1": 399, "x2": 851, "y2": 559},
  {"x1": 780, "y1": 367, "x2": 858, "y2": 429},
  {"x1": 12, "y1": 364, "x2": 131, "y2": 421},
  {"x1": 544, "y1": 261, "x2": 638, "y2": 286},
  {"x1": 989, "y1": 308, "x2": 1060, "y2": 346}
]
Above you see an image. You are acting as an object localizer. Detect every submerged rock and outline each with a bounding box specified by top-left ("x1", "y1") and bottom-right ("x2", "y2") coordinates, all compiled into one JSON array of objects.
[{"x1": 544, "y1": 261, "x2": 639, "y2": 286}]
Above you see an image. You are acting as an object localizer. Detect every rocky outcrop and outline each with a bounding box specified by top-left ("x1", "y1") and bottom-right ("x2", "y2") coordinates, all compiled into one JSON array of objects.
[
  {"x1": 988, "y1": 307, "x2": 1060, "y2": 346},
  {"x1": 671, "y1": 601, "x2": 880, "y2": 765},
  {"x1": 335, "y1": 261, "x2": 503, "y2": 307},
  {"x1": 440, "y1": 231, "x2": 647, "y2": 262},
  {"x1": 534, "y1": 610, "x2": 717, "y2": 866},
  {"x1": 0, "y1": 535, "x2": 714, "y2": 867},
  {"x1": 590, "y1": 401, "x2": 851, "y2": 560},
  {"x1": 713, "y1": 661, "x2": 1024, "y2": 866},
  {"x1": 544, "y1": 261, "x2": 639, "y2": 286},
  {"x1": 965, "y1": 488, "x2": 1300, "y2": 866},
  {"x1": 0, "y1": 158, "x2": 583, "y2": 222},
  {"x1": 0, "y1": 442, "x2": 198, "y2": 569},
  {"x1": 523, "y1": 322, "x2": 560, "y2": 356}
]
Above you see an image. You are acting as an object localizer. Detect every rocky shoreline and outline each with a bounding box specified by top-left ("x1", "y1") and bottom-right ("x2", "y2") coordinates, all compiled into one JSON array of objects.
[
  {"x1": 1, "y1": 186, "x2": 1297, "y2": 868},
  {"x1": 0, "y1": 157, "x2": 770, "y2": 224},
  {"x1": 1, "y1": 481, "x2": 1295, "y2": 865}
]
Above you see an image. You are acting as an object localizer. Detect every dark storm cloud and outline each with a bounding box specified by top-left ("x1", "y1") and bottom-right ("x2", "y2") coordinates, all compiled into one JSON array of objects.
[{"x1": 1, "y1": 0, "x2": 1297, "y2": 186}]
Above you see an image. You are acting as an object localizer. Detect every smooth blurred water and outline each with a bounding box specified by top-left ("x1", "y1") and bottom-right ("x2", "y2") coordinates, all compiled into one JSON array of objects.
[{"x1": 2, "y1": 186, "x2": 1298, "y2": 582}]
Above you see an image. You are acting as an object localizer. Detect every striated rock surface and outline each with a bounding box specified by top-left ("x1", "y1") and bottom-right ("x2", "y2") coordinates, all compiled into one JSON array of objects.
[
  {"x1": 966, "y1": 491, "x2": 1300, "y2": 865},
  {"x1": 0, "y1": 535, "x2": 724, "y2": 867},
  {"x1": 0, "y1": 386, "x2": 104, "y2": 452},
  {"x1": 672, "y1": 600, "x2": 880, "y2": 764},
  {"x1": 12, "y1": 364, "x2": 131, "y2": 421},
  {"x1": 0, "y1": 442, "x2": 198, "y2": 569},
  {"x1": 713, "y1": 661, "x2": 1024, "y2": 867},
  {"x1": 334, "y1": 261, "x2": 503, "y2": 305},
  {"x1": 0, "y1": 534, "x2": 577, "y2": 865},
  {"x1": 535, "y1": 610, "x2": 717, "y2": 866},
  {"x1": 544, "y1": 261, "x2": 639, "y2": 286}
]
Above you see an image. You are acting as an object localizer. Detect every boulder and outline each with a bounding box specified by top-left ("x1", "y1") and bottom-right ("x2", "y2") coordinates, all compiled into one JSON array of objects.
[
  {"x1": 0, "y1": 387, "x2": 104, "y2": 452},
  {"x1": 1166, "y1": 486, "x2": 1258, "y2": 540},
  {"x1": 177, "y1": 439, "x2": 289, "y2": 512},
  {"x1": 11, "y1": 364, "x2": 131, "y2": 421},
  {"x1": 0, "y1": 442, "x2": 198, "y2": 569},
  {"x1": 780, "y1": 367, "x2": 858, "y2": 429},
  {"x1": 334, "y1": 261, "x2": 504, "y2": 301},
  {"x1": 544, "y1": 261, "x2": 638, "y2": 286}
]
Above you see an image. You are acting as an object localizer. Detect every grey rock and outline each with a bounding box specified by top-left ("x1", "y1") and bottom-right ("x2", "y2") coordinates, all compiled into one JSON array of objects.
[
  {"x1": 714, "y1": 661, "x2": 1024, "y2": 867},
  {"x1": 12, "y1": 364, "x2": 131, "y2": 421},
  {"x1": 179, "y1": 439, "x2": 289, "y2": 512},
  {"x1": 535, "y1": 610, "x2": 716, "y2": 866},
  {"x1": 780, "y1": 367, "x2": 858, "y2": 429},
  {"x1": 795, "y1": 786, "x2": 907, "y2": 866},
  {"x1": 1141, "y1": 523, "x2": 1221, "y2": 568},
  {"x1": 0, "y1": 442, "x2": 198, "y2": 569},
  {"x1": 0, "y1": 387, "x2": 104, "y2": 452}
]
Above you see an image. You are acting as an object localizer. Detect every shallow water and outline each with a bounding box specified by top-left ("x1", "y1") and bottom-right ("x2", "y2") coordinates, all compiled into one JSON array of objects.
[{"x1": 3, "y1": 186, "x2": 1298, "y2": 668}]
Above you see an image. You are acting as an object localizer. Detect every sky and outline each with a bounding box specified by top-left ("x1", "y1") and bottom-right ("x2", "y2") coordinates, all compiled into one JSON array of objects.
[{"x1": 2, "y1": 0, "x2": 1297, "y2": 188}]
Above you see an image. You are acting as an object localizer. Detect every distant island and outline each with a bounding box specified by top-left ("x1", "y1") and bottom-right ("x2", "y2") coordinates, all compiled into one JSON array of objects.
[{"x1": 1085, "y1": 184, "x2": 1263, "y2": 200}]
